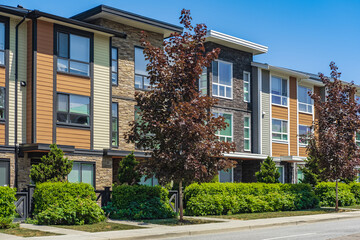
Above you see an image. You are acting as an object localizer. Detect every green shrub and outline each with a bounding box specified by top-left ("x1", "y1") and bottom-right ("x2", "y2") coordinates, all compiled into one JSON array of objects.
[
  {"x1": 350, "y1": 183, "x2": 360, "y2": 204},
  {"x1": 184, "y1": 182, "x2": 318, "y2": 216},
  {"x1": 314, "y1": 182, "x2": 356, "y2": 207},
  {"x1": 0, "y1": 187, "x2": 16, "y2": 229},
  {"x1": 32, "y1": 182, "x2": 104, "y2": 225},
  {"x1": 104, "y1": 185, "x2": 174, "y2": 220}
]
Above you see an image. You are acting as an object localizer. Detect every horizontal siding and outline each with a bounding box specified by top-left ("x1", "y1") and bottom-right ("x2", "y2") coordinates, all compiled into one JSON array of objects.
[
  {"x1": 272, "y1": 142, "x2": 288, "y2": 157},
  {"x1": 262, "y1": 70, "x2": 270, "y2": 155},
  {"x1": 56, "y1": 127, "x2": 90, "y2": 149},
  {"x1": 289, "y1": 77, "x2": 297, "y2": 156},
  {"x1": 299, "y1": 147, "x2": 307, "y2": 157},
  {"x1": 57, "y1": 73, "x2": 91, "y2": 96},
  {"x1": 18, "y1": 21, "x2": 27, "y2": 144},
  {"x1": 299, "y1": 113, "x2": 313, "y2": 126},
  {"x1": 272, "y1": 105, "x2": 288, "y2": 120},
  {"x1": 26, "y1": 21, "x2": 32, "y2": 143},
  {"x1": 93, "y1": 34, "x2": 110, "y2": 150},
  {"x1": 0, "y1": 67, "x2": 5, "y2": 87},
  {"x1": 0, "y1": 123, "x2": 4, "y2": 145}
]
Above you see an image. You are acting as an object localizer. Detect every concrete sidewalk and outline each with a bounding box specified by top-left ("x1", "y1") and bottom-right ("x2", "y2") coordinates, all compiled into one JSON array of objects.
[{"x1": 2, "y1": 211, "x2": 360, "y2": 240}]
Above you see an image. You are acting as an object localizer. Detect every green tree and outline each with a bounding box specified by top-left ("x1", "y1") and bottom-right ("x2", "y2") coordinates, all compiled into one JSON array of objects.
[
  {"x1": 255, "y1": 156, "x2": 280, "y2": 183},
  {"x1": 30, "y1": 144, "x2": 73, "y2": 184},
  {"x1": 118, "y1": 152, "x2": 141, "y2": 185}
]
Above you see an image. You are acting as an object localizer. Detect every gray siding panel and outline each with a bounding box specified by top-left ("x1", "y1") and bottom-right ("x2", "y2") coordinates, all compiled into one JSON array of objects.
[{"x1": 261, "y1": 69, "x2": 270, "y2": 156}]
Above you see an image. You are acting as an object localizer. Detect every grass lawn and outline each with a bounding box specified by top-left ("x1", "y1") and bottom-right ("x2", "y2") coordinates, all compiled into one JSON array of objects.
[
  {"x1": 54, "y1": 221, "x2": 142, "y2": 232},
  {"x1": 0, "y1": 227, "x2": 60, "y2": 237},
  {"x1": 210, "y1": 208, "x2": 342, "y2": 220},
  {"x1": 340, "y1": 205, "x2": 360, "y2": 209},
  {"x1": 139, "y1": 218, "x2": 219, "y2": 226}
]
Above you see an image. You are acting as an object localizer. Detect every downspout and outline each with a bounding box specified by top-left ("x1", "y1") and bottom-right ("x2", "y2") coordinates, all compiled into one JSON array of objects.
[{"x1": 14, "y1": 15, "x2": 27, "y2": 189}]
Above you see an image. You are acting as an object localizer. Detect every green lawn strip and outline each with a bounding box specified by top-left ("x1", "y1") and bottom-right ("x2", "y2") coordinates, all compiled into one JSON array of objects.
[
  {"x1": 0, "y1": 227, "x2": 60, "y2": 237},
  {"x1": 340, "y1": 205, "x2": 360, "y2": 209},
  {"x1": 54, "y1": 221, "x2": 142, "y2": 232},
  {"x1": 209, "y1": 208, "x2": 342, "y2": 220},
  {"x1": 138, "y1": 218, "x2": 219, "y2": 226}
]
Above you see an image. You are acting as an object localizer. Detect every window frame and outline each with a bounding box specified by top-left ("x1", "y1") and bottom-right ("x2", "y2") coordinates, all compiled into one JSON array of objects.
[
  {"x1": 277, "y1": 165, "x2": 284, "y2": 183},
  {"x1": 243, "y1": 71, "x2": 250, "y2": 103},
  {"x1": 111, "y1": 47, "x2": 118, "y2": 86},
  {"x1": 0, "y1": 18, "x2": 8, "y2": 67},
  {"x1": 271, "y1": 75, "x2": 288, "y2": 107},
  {"x1": 356, "y1": 132, "x2": 360, "y2": 147},
  {"x1": 111, "y1": 102, "x2": 119, "y2": 147},
  {"x1": 199, "y1": 67, "x2": 208, "y2": 96},
  {"x1": 134, "y1": 46, "x2": 150, "y2": 90},
  {"x1": 298, "y1": 125, "x2": 311, "y2": 146},
  {"x1": 298, "y1": 85, "x2": 313, "y2": 114},
  {"x1": 272, "y1": 118, "x2": 288, "y2": 143},
  {"x1": 212, "y1": 60, "x2": 233, "y2": 99},
  {"x1": 219, "y1": 168, "x2": 234, "y2": 183},
  {"x1": 56, "y1": 92, "x2": 91, "y2": 128},
  {"x1": 213, "y1": 111, "x2": 233, "y2": 142},
  {"x1": 67, "y1": 161, "x2": 96, "y2": 188},
  {"x1": 0, "y1": 159, "x2": 10, "y2": 187},
  {"x1": 244, "y1": 115, "x2": 251, "y2": 151}
]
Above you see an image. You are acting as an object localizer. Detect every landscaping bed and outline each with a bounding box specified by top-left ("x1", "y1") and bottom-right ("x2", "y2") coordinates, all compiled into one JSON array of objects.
[
  {"x1": 0, "y1": 227, "x2": 60, "y2": 237},
  {"x1": 54, "y1": 221, "x2": 142, "y2": 232}
]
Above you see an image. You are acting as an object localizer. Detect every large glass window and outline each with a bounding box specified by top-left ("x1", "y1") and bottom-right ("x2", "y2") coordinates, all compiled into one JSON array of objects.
[
  {"x1": 139, "y1": 175, "x2": 158, "y2": 186},
  {"x1": 272, "y1": 119, "x2": 288, "y2": 142},
  {"x1": 57, "y1": 32, "x2": 90, "y2": 76},
  {"x1": 111, "y1": 47, "x2": 118, "y2": 85},
  {"x1": 0, "y1": 23, "x2": 5, "y2": 65},
  {"x1": 297, "y1": 169, "x2": 304, "y2": 183},
  {"x1": 277, "y1": 166, "x2": 284, "y2": 183},
  {"x1": 213, "y1": 112, "x2": 232, "y2": 142},
  {"x1": 299, "y1": 125, "x2": 311, "y2": 146},
  {"x1": 298, "y1": 86, "x2": 313, "y2": 113},
  {"x1": 244, "y1": 71, "x2": 250, "y2": 102},
  {"x1": 219, "y1": 168, "x2": 233, "y2": 183},
  {"x1": 0, "y1": 160, "x2": 9, "y2": 186},
  {"x1": 199, "y1": 67, "x2": 208, "y2": 95},
  {"x1": 212, "y1": 61, "x2": 232, "y2": 99},
  {"x1": 68, "y1": 162, "x2": 94, "y2": 187},
  {"x1": 271, "y1": 76, "x2": 287, "y2": 106},
  {"x1": 244, "y1": 116, "x2": 251, "y2": 151},
  {"x1": 57, "y1": 93, "x2": 90, "y2": 126},
  {"x1": 135, "y1": 47, "x2": 150, "y2": 90},
  {"x1": 112, "y1": 103, "x2": 118, "y2": 147},
  {"x1": 0, "y1": 87, "x2": 5, "y2": 120}
]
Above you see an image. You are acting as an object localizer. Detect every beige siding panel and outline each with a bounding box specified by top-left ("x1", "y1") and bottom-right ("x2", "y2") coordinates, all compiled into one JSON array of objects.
[
  {"x1": 57, "y1": 73, "x2": 91, "y2": 96},
  {"x1": 299, "y1": 113, "x2": 313, "y2": 126},
  {"x1": 261, "y1": 69, "x2": 271, "y2": 156},
  {"x1": 56, "y1": 127, "x2": 90, "y2": 149},
  {"x1": 272, "y1": 143, "x2": 288, "y2": 157},
  {"x1": 27, "y1": 21, "x2": 32, "y2": 143},
  {"x1": 272, "y1": 105, "x2": 288, "y2": 120},
  {"x1": 289, "y1": 77, "x2": 297, "y2": 156},
  {"x1": 93, "y1": 34, "x2": 110, "y2": 150},
  {"x1": 299, "y1": 147, "x2": 307, "y2": 157}
]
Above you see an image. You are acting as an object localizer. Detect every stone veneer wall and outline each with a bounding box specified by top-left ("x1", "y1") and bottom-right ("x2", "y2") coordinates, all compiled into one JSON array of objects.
[{"x1": 0, "y1": 152, "x2": 16, "y2": 188}]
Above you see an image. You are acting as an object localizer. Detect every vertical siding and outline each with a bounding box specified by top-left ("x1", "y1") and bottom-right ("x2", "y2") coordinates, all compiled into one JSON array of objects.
[
  {"x1": 289, "y1": 77, "x2": 297, "y2": 156},
  {"x1": 35, "y1": 20, "x2": 53, "y2": 143},
  {"x1": 261, "y1": 69, "x2": 270, "y2": 156},
  {"x1": 56, "y1": 127, "x2": 90, "y2": 149},
  {"x1": 93, "y1": 34, "x2": 110, "y2": 150},
  {"x1": 26, "y1": 21, "x2": 32, "y2": 143}
]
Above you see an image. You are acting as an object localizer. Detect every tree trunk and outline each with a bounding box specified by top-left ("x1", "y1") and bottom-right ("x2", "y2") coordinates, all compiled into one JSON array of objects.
[
  {"x1": 335, "y1": 179, "x2": 339, "y2": 212},
  {"x1": 179, "y1": 180, "x2": 183, "y2": 221}
]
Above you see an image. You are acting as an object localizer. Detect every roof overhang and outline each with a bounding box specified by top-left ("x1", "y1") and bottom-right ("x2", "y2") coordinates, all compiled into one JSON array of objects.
[
  {"x1": 103, "y1": 149, "x2": 149, "y2": 158},
  {"x1": 224, "y1": 152, "x2": 268, "y2": 160},
  {"x1": 274, "y1": 156, "x2": 306, "y2": 163},
  {"x1": 206, "y1": 30, "x2": 268, "y2": 55},
  {"x1": 71, "y1": 5, "x2": 183, "y2": 38},
  {"x1": 20, "y1": 143, "x2": 75, "y2": 153}
]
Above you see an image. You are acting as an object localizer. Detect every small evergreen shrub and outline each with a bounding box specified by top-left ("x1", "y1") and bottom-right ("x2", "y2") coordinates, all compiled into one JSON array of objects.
[
  {"x1": 0, "y1": 187, "x2": 16, "y2": 229},
  {"x1": 314, "y1": 182, "x2": 356, "y2": 207},
  {"x1": 104, "y1": 185, "x2": 174, "y2": 220},
  {"x1": 255, "y1": 156, "x2": 280, "y2": 183},
  {"x1": 118, "y1": 152, "x2": 141, "y2": 185}
]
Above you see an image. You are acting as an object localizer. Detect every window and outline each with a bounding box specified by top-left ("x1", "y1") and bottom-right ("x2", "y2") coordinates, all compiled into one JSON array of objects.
[
  {"x1": 111, "y1": 48, "x2": 118, "y2": 85},
  {"x1": 272, "y1": 119, "x2": 288, "y2": 142},
  {"x1": 356, "y1": 133, "x2": 360, "y2": 147},
  {"x1": 57, "y1": 93, "x2": 90, "y2": 126},
  {"x1": 299, "y1": 125, "x2": 311, "y2": 146},
  {"x1": 244, "y1": 71, "x2": 250, "y2": 102},
  {"x1": 271, "y1": 76, "x2": 287, "y2": 106},
  {"x1": 112, "y1": 103, "x2": 118, "y2": 147},
  {"x1": 244, "y1": 116, "x2": 251, "y2": 151},
  {"x1": 213, "y1": 112, "x2": 232, "y2": 142},
  {"x1": 298, "y1": 86, "x2": 313, "y2": 113},
  {"x1": 297, "y1": 169, "x2": 304, "y2": 183},
  {"x1": 199, "y1": 67, "x2": 208, "y2": 95},
  {"x1": 0, "y1": 87, "x2": 5, "y2": 120},
  {"x1": 0, "y1": 22, "x2": 5, "y2": 65},
  {"x1": 0, "y1": 160, "x2": 9, "y2": 186},
  {"x1": 219, "y1": 168, "x2": 233, "y2": 183},
  {"x1": 68, "y1": 162, "x2": 95, "y2": 187},
  {"x1": 139, "y1": 175, "x2": 158, "y2": 186},
  {"x1": 57, "y1": 32, "x2": 90, "y2": 76},
  {"x1": 135, "y1": 47, "x2": 150, "y2": 90},
  {"x1": 212, "y1": 61, "x2": 232, "y2": 99},
  {"x1": 277, "y1": 166, "x2": 284, "y2": 183}
]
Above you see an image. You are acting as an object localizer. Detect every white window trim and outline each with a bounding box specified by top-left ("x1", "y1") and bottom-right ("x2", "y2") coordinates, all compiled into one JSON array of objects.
[
  {"x1": 244, "y1": 115, "x2": 251, "y2": 151},
  {"x1": 199, "y1": 67, "x2": 208, "y2": 96},
  {"x1": 298, "y1": 125, "x2": 311, "y2": 147},
  {"x1": 298, "y1": 85, "x2": 313, "y2": 115},
  {"x1": 212, "y1": 60, "x2": 233, "y2": 100},
  {"x1": 272, "y1": 118, "x2": 289, "y2": 144},
  {"x1": 243, "y1": 71, "x2": 250, "y2": 103},
  {"x1": 271, "y1": 75, "x2": 289, "y2": 107},
  {"x1": 218, "y1": 167, "x2": 234, "y2": 183},
  {"x1": 277, "y1": 165, "x2": 284, "y2": 183},
  {"x1": 213, "y1": 111, "x2": 233, "y2": 142}
]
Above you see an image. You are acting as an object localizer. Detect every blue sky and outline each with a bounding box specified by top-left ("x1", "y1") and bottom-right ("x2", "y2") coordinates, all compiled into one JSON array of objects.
[{"x1": 3, "y1": 0, "x2": 360, "y2": 83}]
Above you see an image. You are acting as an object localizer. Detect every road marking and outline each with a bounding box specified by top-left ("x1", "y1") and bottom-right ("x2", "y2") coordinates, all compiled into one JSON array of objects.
[{"x1": 262, "y1": 233, "x2": 316, "y2": 240}]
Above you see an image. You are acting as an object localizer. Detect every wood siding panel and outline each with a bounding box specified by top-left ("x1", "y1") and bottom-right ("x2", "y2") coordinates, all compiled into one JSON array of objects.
[
  {"x1": 272, "y1": 143, "x2": 288, "y2": 157},
  {"x1": 299, "y1": 147, "x2": 307, "y2": 157},
  {"x1": 299, "y1": 113, "x2": 313, "y2": 126},
  {"x1": 93, "y1": 34, "x2": 110, "y2": 150},
  {"x1": 0, "y1": 124, "x2": 4, "y2": 145},
  {"x1": 0, "y1": 67, "x2": 5, "y2": 87},
  {"x1": 272, "y1": 105, "x2": 288, "y2": 120},
  {"x1": 56, "y1": 127, "x2": 90, "y2": 149},
  {"x1": 36, "y1": 20, "x2": 53, "y2": 143},
  {"x1": 289, "y1": 77, "x2": 297, "y2": 156},
  {"x1": 57, "y1": 73, "x2": 91, "y2": 96},
  {"x1": 26, "y1": 21, "x2": 32, "y2": 143}
]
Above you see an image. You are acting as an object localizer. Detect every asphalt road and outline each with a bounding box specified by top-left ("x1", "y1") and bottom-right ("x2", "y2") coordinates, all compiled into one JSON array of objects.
[{"x1": 163, "y1": 217, "x2": 360, "y2": 240}]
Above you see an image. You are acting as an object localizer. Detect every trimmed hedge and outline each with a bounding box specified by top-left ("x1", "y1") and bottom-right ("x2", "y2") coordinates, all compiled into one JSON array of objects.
[
  {"x1": 32, "y1": 182, "x2": 105, "y2": 225},
  {"x1": 314, "y1": 182, "x2": 360, "y2": 207},
  {"x1": 104, "y1": 185, "x2": 175, "y2": 220},
  {"x1": 0, "y1": 187, "x2": 16, "y2": 229},
  {"x1": 184, "y1": 183, "x2": 319, "y2": 216}
]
